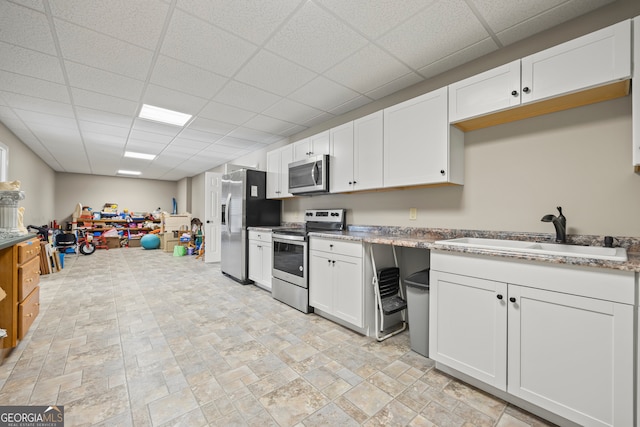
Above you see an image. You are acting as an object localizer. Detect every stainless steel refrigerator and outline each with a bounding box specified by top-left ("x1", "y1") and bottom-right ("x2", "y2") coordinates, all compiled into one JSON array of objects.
[{"x1": 221, "y1": 169, "x2": 281, "y2": 284}]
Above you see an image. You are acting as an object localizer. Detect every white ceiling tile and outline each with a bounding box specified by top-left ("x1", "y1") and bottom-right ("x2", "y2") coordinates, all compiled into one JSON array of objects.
[
  {"x1": 214, "y1": 81, "x2": 281, "y2": 113},
  {"x1": 364, "y1": 72, "x2": 424, "y2": 100},
  {"x1": 142, "y1": 84, "x2": 208, "y2": 116},
  {"x1": 79, "y1": 121, "x2": 129, "y2": 137},
  {"x1": 157, "y1": 146, "x2": 192, "y2": 159},
  {"x1": 377, "y1": 0, "x2": 490, "y2": 70},
  {"x1": 170, "y1": 138, "x2": 210, "y2": 150},
  {"x1": 300, "y1": 111, "x2": 335, "y2": 128},
  {"x1": 128, "y1": 129, "x2": 174, "y2": 145},
  {"x1": 161, "y1": 9, "x2": 257, "y2": 77},
  {"x1": 0, "y1": 70, "x2": 70, "y2": 103},
  {"x1": 0, "y1": 92, "x2": 74, "y2": 118},
  {"x1": 49, "y1": 0, "x2": 170, "y2": 50},
  {"x1": 187, "y1": 117, "x2": 236, "y2": 136},
  {"x1": 243, "y1": 114, "x2": 299, "y2": 135},
  {"x1": 14, "y1": 110, "x2": 77, "y2": 128},
  {"x1": 318, "y1": 0, "x2": 434, "y2": 39},
  {"x1": 176, "y1": 0, "x2": 302, "y2": 45},
  {"x1": 494, "y1": 0, "x2": 616, "y2": 46},
  {"x1": 65, "y1": 61, "x2": 145, "y2": 101},
  {"x1": 71, "y1": 88, "x2": 139, "y2": 116},
  {"x1": 150, "y1": 55, "x2": 229, "y2": 100},
  {"x1": 0, "y1": 106, "x2": 19, "y2": 121},
  {"x1": 215, "y1": 136, "x2": 258, "y2": 149},
  {"x1": 204, "y1": 143, "x2": 244, "y2": 155},
  {"x1": 417, "y1": 38, "x2": 499, "y2": 79},
  {"x1": 235, "y1": 50, "x2": 317, "y2": 97},
  {"x1": 54, "y1": 19, "x2": 154, "y2": 80},
  {"x1": 329, "y1": 95, "x2": 373, "y2": 116},
  {"x1": 288, "y1": 76, "x2": 361, "y2": 111},
  {"x1": 75, "y1": 107, "x2": 133, "y2": 128},
  {"x1": 124, "y1": 139, "x2": 167, "y2": 154},
  {"x1": 227, "y1": 127, "x2": 279, "y2": 144},
  {"x1": 9, "y1": 1, "x2": 45, "y2": 12},
  {"x1": 279, "y1": 124, "x2": 306, "y2": 137},
  {"x1": 262, "y1": 98, "x2": 324, "y2": 124},
  {"x1": 132, "y1": 118, "x2": 183, "y2": 137},
  {"x1": 178, "y1": 128, "x2": 223, "y2": 143},
  {"x1": 82, "y1": 131, "x2": 126, "y2": 147},
  {"x1": 325, "y1": 44, "x2": 414, "y2": 94},
  {"x1": 0, "y1": 41, "x2": 65, "y2": 83},
  {"x1": 265, "y1": 1, "x2": 368, "y2": 73},
  {"x1": 199, "y1": 101, "x2": 256, "y2": 125},
  {"x1": 0, "y1": 2, "x2": 56, "y2": 54}
]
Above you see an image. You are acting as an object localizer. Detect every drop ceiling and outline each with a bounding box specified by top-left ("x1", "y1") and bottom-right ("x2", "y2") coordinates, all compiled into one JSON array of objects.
[{"x1": 0, "y1": 0, "x2": 615, "y2": 181}]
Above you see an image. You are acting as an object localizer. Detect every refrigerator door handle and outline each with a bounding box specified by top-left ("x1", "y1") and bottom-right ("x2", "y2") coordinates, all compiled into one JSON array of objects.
[{"x1": 225, "y1": 192, "x2": 232, "y2": 234}]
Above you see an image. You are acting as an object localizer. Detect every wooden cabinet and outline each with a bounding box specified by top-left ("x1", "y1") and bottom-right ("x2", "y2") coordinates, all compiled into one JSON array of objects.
[
  {"x1": 330, "y1": 112, "x2": 384, "y2": 194},
  {"x1": 383, "y1": 87, "x2": 464, "y2": 188},
  {"x1": 248, "y1": 230, "x2": 273, "y2": 290},
  {"x1": 0, "y1": 236, "x2": 40, "y2": 358},
  {"x1": 266, "y1": 145, "x2": 293, "y2": 199},
  {"x1": 292, "y1": 131, "x2": 330, "y2": 162},
  {"x1": 430, "y1": 251, "x2": 635, "y2": 427},
  {"x1": 309, "y1": 238, "x2": 364, "y2": 329},
  {"x1": 450, "y1": 20, "x2": 631, "y2": 131}
]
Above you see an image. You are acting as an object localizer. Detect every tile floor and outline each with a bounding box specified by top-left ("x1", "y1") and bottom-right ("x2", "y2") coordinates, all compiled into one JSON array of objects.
[{"x1": 0, "y1": 248, "x2": 556, "y2": 426}]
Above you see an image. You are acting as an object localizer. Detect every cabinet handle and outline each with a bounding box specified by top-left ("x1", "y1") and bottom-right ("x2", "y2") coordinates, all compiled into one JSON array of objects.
[
  {"x1": 510, "y1": 297, "x2": 516, "y2": 303},
  {"x1": 522, "y1": 87, "x2": 530, "y2": 93},
  {"x1": 332, "y1": 260, "x2": 336, "y2": 265},
  {"x1": 511, "y1": 90, "x2": 518, "y2": 96},
  {"x1": 440, "y1": 170, "x2": 445, "y2": 175},
  {"x1": 353, "y1": 181, "x2": 357, "y2": 184},
  {"x1": 496, "y1": 294, "x2": 503, "y2": 300},
  {"x1": 348, "y1": 181, "x2": 352, "y2": 185}
]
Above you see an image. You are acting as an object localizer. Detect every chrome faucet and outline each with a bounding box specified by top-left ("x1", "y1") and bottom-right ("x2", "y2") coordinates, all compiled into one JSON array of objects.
[{"x1": 541, "y1": 206, "x2": 567, "y2": 243}]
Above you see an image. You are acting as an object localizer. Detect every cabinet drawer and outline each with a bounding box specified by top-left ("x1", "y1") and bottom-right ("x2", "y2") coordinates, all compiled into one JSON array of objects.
[
  {"x1": 310, "y1": 238, "x2": 361, "y2": 257},
  {"x1": 249, "y1": 231, "x2": 272, "y2": 244},
  {"x1": 18, "y1": 286, "x2": 39, "y2": 340},
  {"x1": 17, "y1": 239, "x2": 40, "y2": 264},
  {"x1": 18, "y1": 256, "x2": 40, "y2": 301}
]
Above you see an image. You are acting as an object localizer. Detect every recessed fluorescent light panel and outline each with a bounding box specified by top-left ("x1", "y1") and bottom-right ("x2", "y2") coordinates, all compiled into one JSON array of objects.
[
  {"x1": 124, "y1": 151, "x2": 156, "y2": 160},
  {"x1": 138, "y1": 104, "x2": 192, "y2": 126},
  {"x1": 117, "y1": 170, "x2": 141, "y2": 176}
]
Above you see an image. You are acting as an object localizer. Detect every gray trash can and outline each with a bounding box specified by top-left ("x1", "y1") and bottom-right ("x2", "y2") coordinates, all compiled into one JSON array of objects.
[{"x1": 405, "y1": 269, "x2": 430, "y2": 357}]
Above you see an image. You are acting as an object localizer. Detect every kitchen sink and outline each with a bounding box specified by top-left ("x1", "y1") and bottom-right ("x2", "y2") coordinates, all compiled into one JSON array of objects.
[{"x1": 434, "y1": 237, "x2": 627, "y2": 262}]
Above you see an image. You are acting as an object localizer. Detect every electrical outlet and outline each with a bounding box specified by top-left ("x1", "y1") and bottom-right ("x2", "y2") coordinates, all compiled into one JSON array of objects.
[{"x1": 409, "y1": 208, "x2": 417, "y2": 220}]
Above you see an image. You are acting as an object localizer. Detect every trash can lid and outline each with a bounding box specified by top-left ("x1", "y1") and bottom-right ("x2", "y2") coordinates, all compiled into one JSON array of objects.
[{"x1": 405, "y1": 268, "x2": 430, "y2": 289}]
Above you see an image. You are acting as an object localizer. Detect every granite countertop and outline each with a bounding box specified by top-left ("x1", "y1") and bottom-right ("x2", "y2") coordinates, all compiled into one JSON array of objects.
[
  {"x1": 307, "y1": 228, "x2": 640, "y2": 273},
  {"x1": 0, "y1": 233, "x2": 36, "y2": 251}
]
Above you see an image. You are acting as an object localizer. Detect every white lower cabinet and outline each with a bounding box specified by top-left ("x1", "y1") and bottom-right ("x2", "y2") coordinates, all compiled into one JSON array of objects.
[
  {"x1": 248, "y1": 231, "x2": 273, "y2": 290},
  {"x1": 309, "y1": 238, "x2": 365, "y2": 330},
  {"x1": 430, "y1": 251, "x2": 635, "y2": 427}
]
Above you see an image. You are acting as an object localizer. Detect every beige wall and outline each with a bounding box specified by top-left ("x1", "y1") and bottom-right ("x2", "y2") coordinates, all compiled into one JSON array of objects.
[
  {"x1": 54, "y1": 173, "x2": 178, "y2": 226},
  {"x1": 285, "y1": 96, "x2": 637, "y2": 236},
  {"x1": 0, "y1": 122, "x2": 55, "y2": 226}
]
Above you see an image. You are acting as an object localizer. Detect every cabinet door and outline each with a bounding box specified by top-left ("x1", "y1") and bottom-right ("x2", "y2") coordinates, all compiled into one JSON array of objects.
[
  {"x1": 508, "y1": 285, "x2": 634, "y2": 427},
  {"x1": 309, "y1": 251, "x2": 333, "y2": 313},
  {"x1": 330, "y1": 122, "x2": 355, "y2": 193},
  {"x1": 448, "y1": 61, "x2": 521, "y2": 122},
  {"x1": 248, "y1": 240, "x2": 262, "y2": 282},
  {"x1": 521, "y1": 20, "x2": 631, "y2": 104},
  {"x1": 261, "y1": 245, "x2": 272, "y2": 290},
  {"x1": 430, "y1": 271, "x2": 507, "y2": 390},
  {"x1": 333, "y1": 254, "x2": 363, "y2": 328},
  {"x1": 280, "y1": 145, "x2": 293, "y2": 198},
  {"x1": 266, "y1": 149, "x2": 281, "y2": 199},
  {"x1": 309, "y1": 130, "x2": 330, "y2": 157},
  {"x1": 383, "y1": 87, "x2": 449, "y2": 187},
  {"x1": 353, "y1": 111, "x2": 383, "y2": 191}
]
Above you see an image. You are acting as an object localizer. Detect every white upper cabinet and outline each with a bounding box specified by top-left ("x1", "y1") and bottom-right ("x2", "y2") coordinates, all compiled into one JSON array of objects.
[
  {"x1": 292, "y1": 131, "x2": 330, "y2": 162},
  {"x1": 449, "y1": 20, "x2": 631, "y2": 130},
  {"x1": 266, "y1": 145, "x2": 293, "y2": 199},
  {"x1": 521, "y1": 20, "x2": 631, "y2": 103},
  {"x1": 449, "y1": 60, "x2": 521, "y2": 123},
  {"x1": 384, "y1": 87, "x2": 463, "y2": 188},
  {"x1": 330, "y1": 111, "x2": 384, "y2": 194},
  {"x1": 633, "y1": 16, "x2": 640, "y2": 169}
]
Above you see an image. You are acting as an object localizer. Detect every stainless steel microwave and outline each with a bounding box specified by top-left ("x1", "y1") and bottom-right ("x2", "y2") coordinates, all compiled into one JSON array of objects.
[{"x1": 288, "y1": 154, "x2": 329, "y2": 195}]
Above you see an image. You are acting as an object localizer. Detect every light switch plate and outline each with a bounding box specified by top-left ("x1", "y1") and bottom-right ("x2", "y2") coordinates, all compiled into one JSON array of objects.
[{"x1": 409, "y1": 208, "x2": 417, "y2": 220}]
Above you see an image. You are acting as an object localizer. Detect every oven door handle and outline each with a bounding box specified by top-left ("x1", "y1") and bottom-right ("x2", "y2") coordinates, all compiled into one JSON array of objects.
[{"x1": 273, "y1": 234, "x2": 306, "y2": 242}]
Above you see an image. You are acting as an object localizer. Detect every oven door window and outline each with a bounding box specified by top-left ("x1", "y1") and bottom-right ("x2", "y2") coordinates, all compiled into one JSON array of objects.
[{"x1": 273, "y1": 241, "x2": 304, "y2": 277}]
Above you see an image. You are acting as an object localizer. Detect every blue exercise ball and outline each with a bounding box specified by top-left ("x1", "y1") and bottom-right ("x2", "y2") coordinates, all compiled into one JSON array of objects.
[{"x1": 140, "y1": 234, "x2": 161, "y2": 250}]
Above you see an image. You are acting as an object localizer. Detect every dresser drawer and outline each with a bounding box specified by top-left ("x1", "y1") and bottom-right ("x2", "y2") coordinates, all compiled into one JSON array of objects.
[
  {"x1": 309, "y1": 238, "x2": 362, "y2": 257},
  {"x1": 18, "y1": 286, "x2": 39, "y2": 340},
  {"x1": 18, "y1": 256, "x2": 40, "y2": 301},
  {"x1": 17, "y1": 239, "x2": 40, "y2": 264}
]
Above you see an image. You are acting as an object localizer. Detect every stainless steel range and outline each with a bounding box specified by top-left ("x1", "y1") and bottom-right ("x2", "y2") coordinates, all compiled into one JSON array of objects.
[{"x1": 271, "y1": 209, "x2": 346, "y2": 313}]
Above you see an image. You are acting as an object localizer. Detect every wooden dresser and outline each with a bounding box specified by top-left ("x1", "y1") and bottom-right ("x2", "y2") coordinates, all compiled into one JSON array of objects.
[{"x1": 0, "y1": 235, "x2": 40, "y2": 362}]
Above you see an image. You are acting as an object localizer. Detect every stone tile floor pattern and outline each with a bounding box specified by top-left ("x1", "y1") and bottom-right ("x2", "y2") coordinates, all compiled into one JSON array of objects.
[{"x1": 0, "y1": 248, "x2": 557, "y2": 426}]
